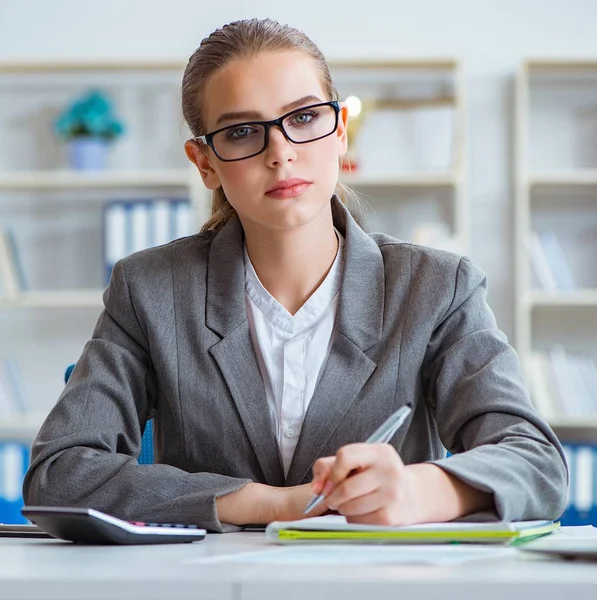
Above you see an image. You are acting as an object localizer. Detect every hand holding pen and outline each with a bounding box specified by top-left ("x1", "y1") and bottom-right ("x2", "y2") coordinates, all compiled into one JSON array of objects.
[{"x1": 304, "y1": 403, "x2": 413, "y2": 524}]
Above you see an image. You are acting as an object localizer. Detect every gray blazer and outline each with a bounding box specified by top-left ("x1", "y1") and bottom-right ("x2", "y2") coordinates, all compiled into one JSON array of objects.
[{"x1": 23, "y1": 197, "x2": 568, "y2": 532}]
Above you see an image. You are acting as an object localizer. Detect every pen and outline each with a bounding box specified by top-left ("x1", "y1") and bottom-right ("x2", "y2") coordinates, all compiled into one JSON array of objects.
[{"x1": 303, "y1": 402, "x2": 413, "y2": 515}]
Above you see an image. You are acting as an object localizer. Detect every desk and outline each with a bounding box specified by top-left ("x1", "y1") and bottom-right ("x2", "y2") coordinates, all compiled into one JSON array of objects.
[{"x1": 1, "y1": 532, "x2": 597, "y2": 600}]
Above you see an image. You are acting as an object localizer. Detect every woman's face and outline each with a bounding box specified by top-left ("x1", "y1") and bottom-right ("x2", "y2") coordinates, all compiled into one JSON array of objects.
[{"x1": 187, "y1": 50, "x2": 349, "y2": 233}]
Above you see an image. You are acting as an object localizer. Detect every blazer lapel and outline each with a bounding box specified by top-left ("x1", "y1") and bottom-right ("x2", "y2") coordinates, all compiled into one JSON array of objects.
[
  {"x1": 285, "y1": 198, "x2": 386, "y2": 486},
  {"x1": 205, "y1": 218, "x2": 285, "y2": 487}
]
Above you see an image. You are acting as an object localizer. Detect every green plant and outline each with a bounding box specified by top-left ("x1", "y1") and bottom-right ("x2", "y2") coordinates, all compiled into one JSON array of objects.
[{"x1": 54, "y1": 89, "x2": 124, "y2": 141}]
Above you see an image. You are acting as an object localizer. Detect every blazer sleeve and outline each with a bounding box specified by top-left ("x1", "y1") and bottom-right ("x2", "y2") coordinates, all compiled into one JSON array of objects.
[
  {"x1": 422, "y1": 255, "x2": 569, "y2": 521},
  {"x1": 22, "y1": 259, "x2": 252, "y2": 533}
]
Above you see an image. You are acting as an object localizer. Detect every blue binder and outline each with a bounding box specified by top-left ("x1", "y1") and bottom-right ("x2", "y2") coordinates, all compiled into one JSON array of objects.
[
  {"x1": 0, "y1": 441, "x2": 29, "y2": 525},
  {"x1": 559, "y1": 442, "x2": 597, "y2": 526}
]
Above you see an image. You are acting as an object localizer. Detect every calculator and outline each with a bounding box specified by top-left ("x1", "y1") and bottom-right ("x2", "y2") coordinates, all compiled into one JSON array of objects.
[{"x1": 21, "y1": 506, "x2": 207, "y2": 545}]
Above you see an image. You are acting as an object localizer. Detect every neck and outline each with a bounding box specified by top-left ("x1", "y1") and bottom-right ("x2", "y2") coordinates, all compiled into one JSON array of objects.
[{"x1": 242, "y1": 208, "x2": 339, "y2": 315}]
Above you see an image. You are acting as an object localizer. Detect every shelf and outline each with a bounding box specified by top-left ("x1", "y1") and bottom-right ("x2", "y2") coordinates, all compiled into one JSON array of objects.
[
  {"x1": 0, "y1": 169, "x2": 191, "y2": 190},
  {"x1": 547, "y1": 417, "x2": 597, "y2": 429},
  {"x1": 529, "y1": 171, "x2": 597, "y2": 187},
  {"x1": 0, "y1": 59, "x2": 459, "y2": 73},
  {"x1": 340, "y1": 171, "x2": 457, "y2": 187},
  {"x1": 0, "y1": 170, "x2": 459, "y2": 191},
  {"x1": 0, "y1": 290, "x2": 105, "y2": 309},
  {"x1": 0, "y1": 412, "x2": 46, "y2": 442},
  {"x1": 525, "y1": 290, "x2": 597, "y2": 307}
]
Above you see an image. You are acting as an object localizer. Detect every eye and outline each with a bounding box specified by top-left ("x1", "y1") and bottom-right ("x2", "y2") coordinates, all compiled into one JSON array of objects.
[
  {"x1": 226, "y1": 125, "x2": 258, "y2": 140},
  {"x1": 291, "y1": 110, "x2": 318, "y2": 125}
]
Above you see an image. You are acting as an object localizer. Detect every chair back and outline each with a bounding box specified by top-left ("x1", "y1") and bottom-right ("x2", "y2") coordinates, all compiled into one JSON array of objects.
[{"x1": 65, "y1": 364, "x2": 154, "y2": 464}]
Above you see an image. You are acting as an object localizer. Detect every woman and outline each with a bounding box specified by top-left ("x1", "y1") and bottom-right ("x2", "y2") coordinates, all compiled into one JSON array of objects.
[{"x1": 23, "y1": 18, "x2": 568, "y2": 532}]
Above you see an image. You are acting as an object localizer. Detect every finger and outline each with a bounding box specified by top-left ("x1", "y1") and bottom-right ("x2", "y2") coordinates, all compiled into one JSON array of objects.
[
  {"x1": 311, "y1": 457, "x2": 336, "y2": 494},
  {"x1": 334, "y1": 488, "x2": 387, "y2": 517},
  {"x1": 325, "y1": 444, "x2": 380, "y2": 489},
  {"x1": 345, "y1": 507, "x2": 395, "y2": 526},
  {"x1": 325, "y1": 468, "x2": 381, "y2": 512}
]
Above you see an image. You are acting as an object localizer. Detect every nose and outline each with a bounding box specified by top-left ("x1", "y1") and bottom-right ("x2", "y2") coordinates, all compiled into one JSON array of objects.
[{"x1": 264, "y1": 124, "x2": 297, "y2": 166}]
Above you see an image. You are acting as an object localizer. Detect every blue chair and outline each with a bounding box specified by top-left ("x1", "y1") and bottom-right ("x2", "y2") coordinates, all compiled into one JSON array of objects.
[{"x1": 64, "y1": 364, "x2": 154, "y2": 464}]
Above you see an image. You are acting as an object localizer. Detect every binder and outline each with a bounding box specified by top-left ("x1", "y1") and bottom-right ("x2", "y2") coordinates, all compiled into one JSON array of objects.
[
  {"x1": 0, "y1": 229, "x2": 26, "y2": 294},
  {"x1": 129, "y1": 202, "x2": 151, "y2": 255},
  {"x1": 575, "y1": 445, "x2": 593, "y2": 524},
  {"x1": 560, "y1": 442, "x2": 597, "y2": 527},
  {"x1": 173, "y1": 200, "x2": 193, "y2": 239},
  {"x1": 265, "y1": 515, "x2": 559, "y2": 545},
  {"x1": 103, "y1": 202, "x2": 127, "y2": 284},
  {"x1": 562, "y1": 443, "x2": 578, "y2": 525},
  {"x1": 0, "y1": 442, "x2": 29, "y2": 525},
  {"x1": 103, "y1": 199, "x2": 191, "y2": 284},
  {"x1": 152, "y1": 199, "x2": 173, "y2": 247}
]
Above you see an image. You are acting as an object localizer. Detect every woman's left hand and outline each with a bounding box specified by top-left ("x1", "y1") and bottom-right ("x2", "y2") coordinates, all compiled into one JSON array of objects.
[{"x1": 311, "y1": 443, "x2": 423, "y2": 526}]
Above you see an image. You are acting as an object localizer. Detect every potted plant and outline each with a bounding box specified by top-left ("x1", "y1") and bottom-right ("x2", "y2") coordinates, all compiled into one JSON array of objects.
[{"x1": 54, "y1": 89, "x2": 124, "y2": 171}]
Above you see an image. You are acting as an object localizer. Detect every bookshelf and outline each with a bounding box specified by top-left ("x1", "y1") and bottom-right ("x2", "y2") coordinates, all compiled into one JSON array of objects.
[
  {"x1": 0, "y1": 59, "x2": 466, "y2": 523},
  {"x1": 515, "y1": 59, "x2": 597, "y2": 432},
  {"x1": 329, "y1": 59, "x2": 467, "y2": 255}
]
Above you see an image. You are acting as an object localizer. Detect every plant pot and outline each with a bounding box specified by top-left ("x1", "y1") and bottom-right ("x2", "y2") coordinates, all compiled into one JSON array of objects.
[{"x1": 67, "y1": 137, "x2": 110, "y2": 171}]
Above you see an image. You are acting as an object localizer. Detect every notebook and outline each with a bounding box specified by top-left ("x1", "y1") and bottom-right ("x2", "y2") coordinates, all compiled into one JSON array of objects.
[{"x1": 265, "y1": 515, "x2": 560, "y2": 545}]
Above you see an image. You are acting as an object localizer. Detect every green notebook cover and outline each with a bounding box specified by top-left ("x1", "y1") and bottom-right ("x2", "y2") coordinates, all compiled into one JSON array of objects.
[{"x1": 265, "y1": 516, "x2": 560, "y2": 545}]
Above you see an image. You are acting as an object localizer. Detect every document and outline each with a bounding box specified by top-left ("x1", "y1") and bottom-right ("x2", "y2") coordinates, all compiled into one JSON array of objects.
[{"x1": 265, "y1": 515, "x2": 560, "y2": 545}]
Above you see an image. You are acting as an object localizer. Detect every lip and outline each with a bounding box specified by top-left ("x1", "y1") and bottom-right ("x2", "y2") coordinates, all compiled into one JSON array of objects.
[{"x1": 265, "y1": 178, "x2": 312, "y2": 199}]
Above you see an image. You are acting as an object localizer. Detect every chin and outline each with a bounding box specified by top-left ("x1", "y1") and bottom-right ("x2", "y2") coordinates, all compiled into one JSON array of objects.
[{"x1": 265, "y1": 195, "x2": 331, "y2": 230}]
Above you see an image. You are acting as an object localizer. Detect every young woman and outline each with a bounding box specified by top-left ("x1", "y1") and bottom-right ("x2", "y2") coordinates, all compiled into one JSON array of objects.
[{"x1": 23, "y1": 18, "x2": 568, "y2": 532}]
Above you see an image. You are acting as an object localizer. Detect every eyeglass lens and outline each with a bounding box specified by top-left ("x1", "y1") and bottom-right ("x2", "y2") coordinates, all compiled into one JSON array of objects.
[{"x1": 211, "y1": 104, "x2": 338, "y2": 161}]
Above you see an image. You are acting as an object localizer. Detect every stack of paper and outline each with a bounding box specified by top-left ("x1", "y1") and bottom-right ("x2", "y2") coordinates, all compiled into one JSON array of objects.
[{"x1": 265, "y1": 515, "x2": 559, "y2": 545}]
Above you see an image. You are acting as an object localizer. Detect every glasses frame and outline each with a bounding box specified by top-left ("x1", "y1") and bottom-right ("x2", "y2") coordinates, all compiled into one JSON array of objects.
[{"x1": 193, "y1": 101, "x2": 341, "y2": 162}]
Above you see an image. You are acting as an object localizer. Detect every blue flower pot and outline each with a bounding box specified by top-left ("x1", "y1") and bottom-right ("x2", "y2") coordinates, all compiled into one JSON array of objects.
[{"x1": 67, "y1": 137, "x2": 109, "y2": 171}]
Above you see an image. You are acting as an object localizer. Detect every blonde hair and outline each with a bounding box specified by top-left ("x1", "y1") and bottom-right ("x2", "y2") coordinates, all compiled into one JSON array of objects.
[{"x1": 181, "y1": 18, "x2": 364, "y2": 232}]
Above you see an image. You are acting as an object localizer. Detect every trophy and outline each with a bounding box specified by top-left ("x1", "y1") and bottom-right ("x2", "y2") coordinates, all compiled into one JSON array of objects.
[{"x1": 341, "y1": 95, "x2": 370, "y2": 172}]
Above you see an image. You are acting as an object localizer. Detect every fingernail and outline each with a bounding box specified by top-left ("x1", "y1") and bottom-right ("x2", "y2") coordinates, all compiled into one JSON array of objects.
[{"x1": 322, "y1": 480, "x2": 335, "y2": 497}]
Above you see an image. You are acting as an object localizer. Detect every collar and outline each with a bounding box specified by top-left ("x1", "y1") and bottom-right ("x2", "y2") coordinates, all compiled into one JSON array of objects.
[{"x1": 206, "y1": 195, "x2": 384, "y2": 350}]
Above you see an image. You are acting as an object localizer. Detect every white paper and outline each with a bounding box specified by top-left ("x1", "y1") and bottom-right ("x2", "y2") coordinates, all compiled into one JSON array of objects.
[
  {"x1": 551, "y1": 525, "x2": 597, "y2": 539},
  {"x1": 188, "y1": 544, "x2": 515, "y2": 566}
]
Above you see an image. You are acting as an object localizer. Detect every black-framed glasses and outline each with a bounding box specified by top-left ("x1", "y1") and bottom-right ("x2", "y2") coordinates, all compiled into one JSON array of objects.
[{"x1": 193, "y1": 101, "x2": 340, "y2": 162}]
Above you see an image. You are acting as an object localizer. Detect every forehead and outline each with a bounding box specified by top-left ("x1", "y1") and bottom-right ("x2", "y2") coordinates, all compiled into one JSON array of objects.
[{"x1": 202, "y1": 51, "x2": 327, "y2": 128}]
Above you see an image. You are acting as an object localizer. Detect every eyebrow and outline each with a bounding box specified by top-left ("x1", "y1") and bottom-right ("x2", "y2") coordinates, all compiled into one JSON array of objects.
[{"x1": 215, "y1": 95, "x2": 324, "y2": 126}]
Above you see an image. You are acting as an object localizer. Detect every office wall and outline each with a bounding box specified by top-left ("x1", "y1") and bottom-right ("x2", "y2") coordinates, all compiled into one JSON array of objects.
[{"x1": 2, "y1": 0, "x2": 597, "y2": 340}]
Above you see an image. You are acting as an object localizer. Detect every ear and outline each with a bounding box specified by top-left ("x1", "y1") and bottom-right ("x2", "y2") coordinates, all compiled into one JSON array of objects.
[
  {"x1": 336, "y1": 104, "x2": 349, "y2": 158},
  {"x1": 184, "y1": 140, "x2": 222, "y2": 190}
]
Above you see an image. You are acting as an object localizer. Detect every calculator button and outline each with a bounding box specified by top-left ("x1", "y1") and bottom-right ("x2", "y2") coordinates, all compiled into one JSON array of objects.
[
  {"x1": 130, "y1": 522, "x2": 145, "y2": 526},
  {"x1": 147, "y1": 523, "x2": 159, "y2": 527}
]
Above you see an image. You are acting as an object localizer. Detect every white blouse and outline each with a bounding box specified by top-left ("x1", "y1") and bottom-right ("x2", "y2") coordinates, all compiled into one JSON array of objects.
[{"x1": 244, "y1": 234, "x2": 344, "y2": 476}]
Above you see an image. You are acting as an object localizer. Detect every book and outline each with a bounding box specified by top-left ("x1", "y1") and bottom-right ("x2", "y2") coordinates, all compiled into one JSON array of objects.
[
  {"x1": 0, "y1": 229, "x2": 26, "y2": 295},
  {"x1": 526, "y1": 231, "x2": 557, "y2": 291},
  {"x1": 549, "y1": 346, "x2": 585, "y2": 416},
  {"x1": 265, "y1": 515, "x2": 559, "y2": 545},
  {"x1": 527, "y1": 352, "x2": 559, "y2": 421},
  {"x1": 538, "y1": 229, "x2": 576, "y2": 291}
]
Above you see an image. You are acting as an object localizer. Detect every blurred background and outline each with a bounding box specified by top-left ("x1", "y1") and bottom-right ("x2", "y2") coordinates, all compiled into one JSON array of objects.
[{"x1": 1, "y1": 0, "x2": 597, "y2": 524}]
